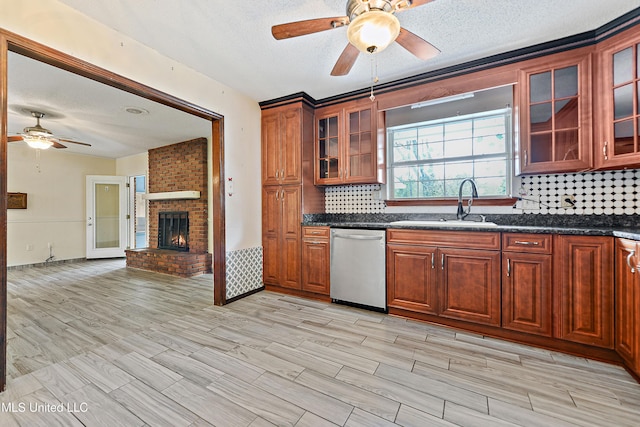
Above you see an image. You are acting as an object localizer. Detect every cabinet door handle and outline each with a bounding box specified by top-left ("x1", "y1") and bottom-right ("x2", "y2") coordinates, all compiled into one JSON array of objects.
[
  {"x1": 281, "y1": 169, "x2": 285, "y2": 179},
  {"x1": 441, "y1": 254, "x2": 445, "y2": 270},
  {"x1": 275, "y1": 170, "x2": 280, "y2": 179},
  {"x1": 514, "y1": 240, "x2": 539, "y2": 246},
  {"x1": 524, "y1": 150, "x2": 528, "y2": 166},
  {"x1": 507, "y1": 258, "x2": 511, "y2": 277},
  {"x1": 626, "y1": 249, "x2": 636, "y2": 274},
  {"x1": 281, "y1": 189, "x2": 285, "y2": 200},
  {"x1": 431, "y1": 253, "x2": 435, "y2": 269},
  {"x1": 275, "y1": 191, "x2": 279, "y2": 201},
  {"x1": 603, "y1": 141, "x2": 608, "y2": 161}
]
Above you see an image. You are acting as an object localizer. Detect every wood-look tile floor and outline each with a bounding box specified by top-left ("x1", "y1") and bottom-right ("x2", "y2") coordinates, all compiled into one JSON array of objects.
[{"x1": 2, "y1": 260, "x2": 640, "y2": 426}]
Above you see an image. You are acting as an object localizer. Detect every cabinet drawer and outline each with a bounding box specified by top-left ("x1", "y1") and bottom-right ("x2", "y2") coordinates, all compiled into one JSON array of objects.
[
  {"x1": 387, "y1": 229, "x2": 500, "y2": 250},
  {"x1": 503, "y1": 233, "x2": 552, "y2": 254},
  {"x1": 302, "y1": 226, "x2": 330, "y2": 239}
]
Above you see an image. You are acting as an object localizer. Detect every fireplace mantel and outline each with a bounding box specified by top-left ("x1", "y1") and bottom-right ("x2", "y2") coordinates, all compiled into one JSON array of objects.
[{"x1": 143, "y1": 191, "x2": 200, "y2": 201}]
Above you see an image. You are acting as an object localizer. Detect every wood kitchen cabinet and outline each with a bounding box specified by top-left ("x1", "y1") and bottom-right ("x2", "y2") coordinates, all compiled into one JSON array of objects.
[
  {"x1": 301, "y1": 226, "x2": 330, "y2": 295},
  {"x1": 501, "y1": 233, "x2": 553, "y2": 336},
  {"x1": 554, "y1": 235, "x2": 614, "y2": 348},
  {"x1": 439, "y1": 247, "x2": 501, "y2": 326},
  {"x1": 615, "y1": 238, "x2": 640, "y2": 377},
  {"x1": 315, "y1": 99, "x2": 383, "y2": 185},
  {"x1": 262, "y1": 103, "x2": 312, "y2": 186},
  {"x1": 594, "y1": 27, "x2": 640, "y2": 169},
  {"x1": 262, "y1": 186, "x2": 301, "y2": 289},
  {"x1": 387, "y1": 229, "x2": 501, "y2": 326},
  {"x1": 387, "y1": 243, "x2": 438, "y2": 315},
  {"x1": 261, "y1": 99, "x2": 324, "y2": 293},
  {"x1": 518, "y1": 51, "x2": 592, "y2": 174}
]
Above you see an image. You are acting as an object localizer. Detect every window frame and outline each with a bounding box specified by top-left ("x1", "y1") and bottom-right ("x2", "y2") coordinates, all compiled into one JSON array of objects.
[{"x1": 386, "y1": 107, "x2": 513, "y2": 201}]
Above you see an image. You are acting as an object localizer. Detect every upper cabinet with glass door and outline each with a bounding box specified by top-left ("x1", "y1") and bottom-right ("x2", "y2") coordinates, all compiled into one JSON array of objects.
[
  {"x1": 518, "y1": 52, "x2": 592, "y2": 174},
  {"x1": 314, "y1": 100, "x2": 383, "y2": 185},
  {"x1": 595, "y1": 28, "x2": 640, "y2": 169},
  {"x1": 316, "y1": 106, "x2": 342, "y2": 184}
]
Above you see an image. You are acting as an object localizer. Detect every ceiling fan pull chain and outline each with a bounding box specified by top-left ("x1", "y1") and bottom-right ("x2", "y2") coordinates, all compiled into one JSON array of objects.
[
  {"x1": 35, "y1": 148, "x2": 42, "y2": 173},
  {"x1": 369, "y1": 56, "x2": 379, "y2": 102}
]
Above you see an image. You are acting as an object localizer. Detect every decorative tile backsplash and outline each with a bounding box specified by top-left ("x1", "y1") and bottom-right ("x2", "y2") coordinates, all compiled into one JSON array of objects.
[
  {"x1": 324, "y1": 170, "x2": 640, "y2": 215},
  {"x1": 325, "y1": 184, "x2": 385, "y2": 213},
  {"x1": 226, "y1": 246, "x2": 263, "y2": 300},
  {"x1": 520, "y1": 169, "x2": 640, "y2": 215}
]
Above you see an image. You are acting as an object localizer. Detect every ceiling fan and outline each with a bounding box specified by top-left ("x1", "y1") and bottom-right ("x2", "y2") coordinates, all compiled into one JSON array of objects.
[
  {"x1": 8, "y1": 111, "x2": 92, "y2": 150},
  {"x1": 272, "y1": 0, "x2": 440, "y2": 76}
]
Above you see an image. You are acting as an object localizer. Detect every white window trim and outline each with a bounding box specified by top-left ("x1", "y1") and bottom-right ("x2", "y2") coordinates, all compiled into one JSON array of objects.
[{"x1": 386, "y1": 107, "x2": 513, "y2": 200}]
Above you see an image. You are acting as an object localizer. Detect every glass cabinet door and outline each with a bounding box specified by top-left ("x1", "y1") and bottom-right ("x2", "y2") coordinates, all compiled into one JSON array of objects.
[
  {"x1": 596, "y1": 28, "x2": 640, "y2": 169},
  {"x1": 611, "y1": 44, "x2": 639, "y2": 157},
  {"x1": 346, "y1": 107, "x2": 374, "y2": 181},
  {"x1": 317, "y1": 114, "x2": 340, "y2": 182},
  {"x1": 519, "y1": 53, "x2": 591, "y2": 174},
  {"x1": 528, "y1": 65, "x2": 579, "y2": 164},
  {"x1": 315, "y1": 102, "x2": 381, "y2": 185}
]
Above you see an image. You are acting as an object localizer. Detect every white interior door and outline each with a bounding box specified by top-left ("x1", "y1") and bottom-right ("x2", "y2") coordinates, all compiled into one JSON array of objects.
[{"x1": 86, "y1": 175, "x2": 128, "y2": 259}]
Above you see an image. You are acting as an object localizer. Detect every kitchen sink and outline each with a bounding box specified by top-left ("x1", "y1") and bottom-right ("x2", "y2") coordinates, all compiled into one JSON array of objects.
[{"x1": 389, "y1": 220, "x2": 498, "y2": 228}]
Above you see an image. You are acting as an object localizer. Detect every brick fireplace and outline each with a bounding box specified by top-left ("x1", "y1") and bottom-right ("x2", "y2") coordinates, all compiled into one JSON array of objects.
[{"x1": 125, "y1": 137, "x2": 212, "y2": 277}]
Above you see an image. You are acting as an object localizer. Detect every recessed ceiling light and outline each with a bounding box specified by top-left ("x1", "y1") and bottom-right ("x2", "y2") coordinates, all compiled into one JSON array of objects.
[{"x1": 124, "y1": 107, "x2": 149, "y2": 115}]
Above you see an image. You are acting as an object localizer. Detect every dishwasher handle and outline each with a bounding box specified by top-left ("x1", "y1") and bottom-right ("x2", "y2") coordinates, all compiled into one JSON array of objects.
[{"x1": 332, "y1": 233, "x2": 384, "y2": 241}]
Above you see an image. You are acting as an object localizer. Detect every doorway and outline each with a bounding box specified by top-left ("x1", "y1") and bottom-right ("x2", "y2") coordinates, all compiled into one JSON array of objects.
[
  {"x1": 1, "y1": 30, "x2": 227, "y2": 391},
  {"x1": 86, "y1": 175, "x2": 128, "y2": 259}
]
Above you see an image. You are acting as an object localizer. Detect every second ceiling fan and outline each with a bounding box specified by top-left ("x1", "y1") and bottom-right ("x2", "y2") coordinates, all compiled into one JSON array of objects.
[
  {"x1": 272, "y1": 0, "x2": 440, "y2": 76},
  {"x1": 8, "y1": 111, "x2": 92, "y2": 150}
]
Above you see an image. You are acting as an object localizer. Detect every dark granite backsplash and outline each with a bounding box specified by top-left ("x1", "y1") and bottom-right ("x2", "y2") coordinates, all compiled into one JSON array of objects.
[{"x1": 303, "y1": 213, "x2": 640, "y2": 229}]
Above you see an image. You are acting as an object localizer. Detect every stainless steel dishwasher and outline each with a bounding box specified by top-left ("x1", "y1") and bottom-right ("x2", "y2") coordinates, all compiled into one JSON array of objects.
[{"x1": 330, "y1": 228, "x2": 386, "y2": 311}]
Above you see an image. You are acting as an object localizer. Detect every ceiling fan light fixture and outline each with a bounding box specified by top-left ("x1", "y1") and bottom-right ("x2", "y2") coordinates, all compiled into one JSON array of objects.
[
  {"x1": 23, "y1": 135, "x2": 54, "y2": 150},
  {"x1": 347, "y1": 10, "x2": 400, "y2": 54}
]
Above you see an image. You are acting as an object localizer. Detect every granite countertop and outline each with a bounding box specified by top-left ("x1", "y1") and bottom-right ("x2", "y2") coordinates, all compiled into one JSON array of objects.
[{"x1": 302, "y1": 213, "x2": 640, "y2": 240}]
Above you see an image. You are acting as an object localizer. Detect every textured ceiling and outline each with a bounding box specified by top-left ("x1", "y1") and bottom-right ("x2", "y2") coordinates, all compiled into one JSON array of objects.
[
  {"x1": 55, "y1": 0, "x2": 640, "y2": 102},
  {"x1": 7, "y1": 0, "x2": 640, "y2": 159}
]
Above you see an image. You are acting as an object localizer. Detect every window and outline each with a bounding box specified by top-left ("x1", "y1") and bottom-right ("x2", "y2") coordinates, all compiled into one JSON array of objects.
[{"x1": 387, "y1": 107, "x2": 512, "y2": 200}]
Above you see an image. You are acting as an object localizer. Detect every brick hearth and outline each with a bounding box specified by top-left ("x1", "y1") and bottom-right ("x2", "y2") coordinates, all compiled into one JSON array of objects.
[
  {"x1": 125, "y1": 249, "x2": 212, "y2": 277},
  {"x1": 125, "y1": 137, "x2": 212, "y2": 277}
]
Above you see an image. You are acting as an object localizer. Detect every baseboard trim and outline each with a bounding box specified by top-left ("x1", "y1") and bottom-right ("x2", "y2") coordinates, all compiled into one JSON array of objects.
[
  {"x1": 7, "y1": 257, "x2": 88, "y2": 270},
  {"x1": 225, "y1": 286, "x2": 265, "y2": 304}
]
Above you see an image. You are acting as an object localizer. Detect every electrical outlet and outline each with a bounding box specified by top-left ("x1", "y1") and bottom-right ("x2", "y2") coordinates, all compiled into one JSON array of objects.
[
  {"x1": 561, "y1": 194, "x2": 576, "y2": 209},
  {"x1": 26, "y1": 244, "x2": 33, "y2": 251},
  {"x1": 520, "y1": 195, "x2": 540, "y2": 210}
]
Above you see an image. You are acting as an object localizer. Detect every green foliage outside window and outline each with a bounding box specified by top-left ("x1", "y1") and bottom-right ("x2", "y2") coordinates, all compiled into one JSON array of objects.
[{"x1": 388, "y1": 109, "x2": 511, "y2": 199}]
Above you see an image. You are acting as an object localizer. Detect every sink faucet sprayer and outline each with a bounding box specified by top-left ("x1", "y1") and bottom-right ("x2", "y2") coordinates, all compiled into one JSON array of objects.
[{"x1": 457, "y1": 178, "x2": 478, "y2": 220}]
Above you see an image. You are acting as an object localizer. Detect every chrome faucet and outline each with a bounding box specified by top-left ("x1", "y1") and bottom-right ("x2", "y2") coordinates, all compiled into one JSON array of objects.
[{"x1": 457, "y1": 178, "x2": 479, "y2": 220}]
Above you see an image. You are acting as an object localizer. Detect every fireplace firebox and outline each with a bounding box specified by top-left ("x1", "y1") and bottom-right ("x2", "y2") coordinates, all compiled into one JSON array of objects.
[{"x1": 158, "y1": 211, "x2": 189, "y2": 251}]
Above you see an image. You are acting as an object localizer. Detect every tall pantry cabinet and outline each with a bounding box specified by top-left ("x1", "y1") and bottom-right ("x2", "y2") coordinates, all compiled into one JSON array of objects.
[{"x1": 261, "y1": 99, "x2": 324, "y2": 292}]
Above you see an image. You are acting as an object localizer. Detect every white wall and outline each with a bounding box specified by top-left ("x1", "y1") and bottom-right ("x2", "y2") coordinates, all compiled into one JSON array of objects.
[
  {"x1": 115, "y1": 152, "x2": 147, "y2": 177},
  {"x1": 7, "y1": 145, "x2": 115, "y2": 266},
  {"x1": 1, "y1": 0, "x2": 263, "y2": 254}
]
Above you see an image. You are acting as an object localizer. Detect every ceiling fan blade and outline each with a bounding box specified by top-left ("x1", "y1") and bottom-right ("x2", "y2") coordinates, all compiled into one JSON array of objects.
[
  {"x1": 7, "y1": 135, "x2": 23, "y2": 142},
  {"x1": 393, "y1": 0, "x2": 435, "y2": 12},
  {"x1": 331, "y1": 43, "x2": 360, "y2": 76},
  {"x1": 396, "y1": 28, "x2": 440, "y2": 60},
  {"x1": 58, "y1": 138, "x2": 92, "y2": 147},
  {"x1": 51, "y1": 140, "x2": 68, "y2": 149},
  {"x1": 272, "y1": 16, "x2": 349, "y2": 40}
]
